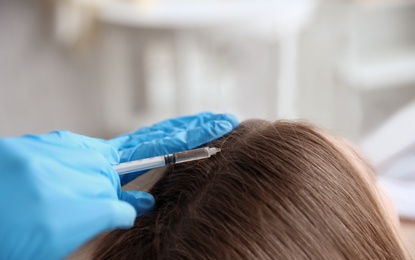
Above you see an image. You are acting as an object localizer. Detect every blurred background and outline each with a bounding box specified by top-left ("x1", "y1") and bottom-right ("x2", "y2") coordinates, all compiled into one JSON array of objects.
[
  {"x1": 1, "y1": 0, "x2": 414, "y2": 141},
  {"x1": 2, "y1": 0, "x2": 415, "y2": 253}
]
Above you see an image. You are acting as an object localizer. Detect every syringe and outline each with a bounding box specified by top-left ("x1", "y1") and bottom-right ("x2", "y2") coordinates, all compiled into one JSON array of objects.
[{"x1": 114, "y1": 147, "x2": 221, "y2": 175}]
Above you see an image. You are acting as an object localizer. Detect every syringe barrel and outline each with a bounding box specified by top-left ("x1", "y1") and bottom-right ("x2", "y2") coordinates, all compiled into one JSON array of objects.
[
  {"x1": 114, "y1": 147, "x2": 220, "y2": 175},
  {"x1": 114, "y1": 156, "x2": 165, "y2": 175},
  {"x1": 174, "y1": 147, "x2": 211, "y2": 164}
]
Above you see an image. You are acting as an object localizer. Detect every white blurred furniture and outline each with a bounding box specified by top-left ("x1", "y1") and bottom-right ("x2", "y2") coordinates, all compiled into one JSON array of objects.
[
  {"x1": 294, "y1": 0, "x2": 415, "y2": 141},
  {"x1": 361, "y1": 98, "x2": 415, "y2": 169},
  {"x1": 99, "y1": 0, "x2": 319, "y2": 134},
  {"x1": 335, "y1": 0, "x2": 415, "y2": 140},
  {"x1": 54, "y1": 0, "x2": 319, "y2": 135}
]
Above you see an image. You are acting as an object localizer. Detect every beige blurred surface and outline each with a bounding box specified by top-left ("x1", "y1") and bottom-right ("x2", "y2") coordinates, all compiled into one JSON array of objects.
[{"x1": 401, "y1": 220, "x2": 415, "y2": 259}]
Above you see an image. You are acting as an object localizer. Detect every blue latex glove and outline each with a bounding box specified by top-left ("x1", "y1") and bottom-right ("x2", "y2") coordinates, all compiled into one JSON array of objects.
[
  {"x1": 107, "y1": 112, "x2": 239, "y2": 184},
  {"x1": 0, "y1": 131, "x2": 155, "y2": 260}
]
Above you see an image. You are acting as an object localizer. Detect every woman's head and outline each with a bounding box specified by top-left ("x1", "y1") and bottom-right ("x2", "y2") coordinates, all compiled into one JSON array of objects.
[{"x1": 94, "y1": 120, "x2": 405, "y2": 259}]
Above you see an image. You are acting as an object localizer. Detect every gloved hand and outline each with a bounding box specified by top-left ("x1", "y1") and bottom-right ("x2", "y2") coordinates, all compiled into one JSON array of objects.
[
  {"x1": 0, "y1": 131, "x2": 154, "y2": 260},
  {"x1": 107, "y1": 112, "x2": 239, "y2": 184}
]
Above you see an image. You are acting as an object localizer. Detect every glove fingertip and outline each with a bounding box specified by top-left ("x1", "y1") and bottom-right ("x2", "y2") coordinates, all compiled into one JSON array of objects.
[
  {"x1": 120, "y1": 191, "x2": 155, "y2": 216},
  {"x1": 223, "y1": 113, "x2": 239, "y2": 128},
  {"x1": 213, "y1": 121, "x2": 235, "y2": 136},
  {"x1": 106, "y1": 201, "x2": 137, "y2": 229}
]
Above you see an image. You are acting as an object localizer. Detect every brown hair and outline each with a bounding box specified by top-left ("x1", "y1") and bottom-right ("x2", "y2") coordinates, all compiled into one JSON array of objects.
[{"x1": 94, "y1": 120, "x2": 405, "y2": 259}]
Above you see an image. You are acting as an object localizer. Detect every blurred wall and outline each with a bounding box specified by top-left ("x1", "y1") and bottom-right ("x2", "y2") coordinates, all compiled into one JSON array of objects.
[
  {"x1": 0, "y1": 0, "x2": 321, "y2": 138},
  {"x1": 0, "y1": 0, "x2": 106, "y2": 137},
  {"x1": 1, "y1": 0, "x2": 414, "y2": 142}
]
